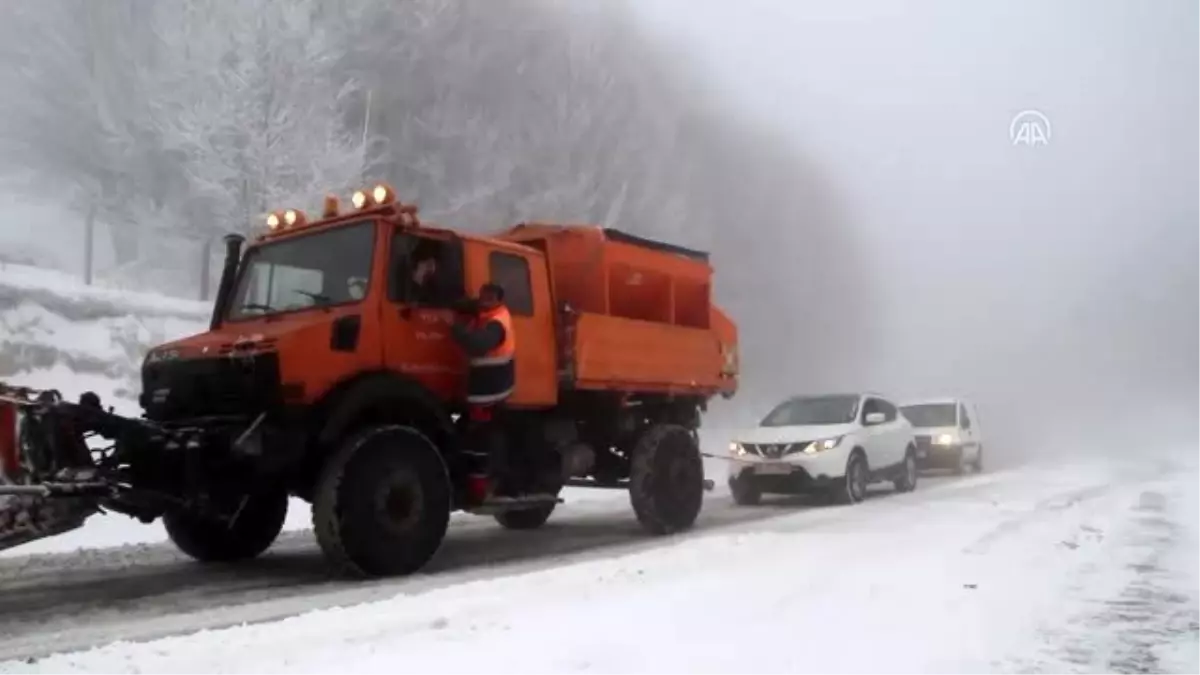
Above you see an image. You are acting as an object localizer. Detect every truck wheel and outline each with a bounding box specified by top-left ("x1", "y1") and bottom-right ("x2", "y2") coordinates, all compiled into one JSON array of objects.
[
  {"x1": 494, "y1": 503, "x2": 556, "y2": 530},
  {"x1": 313, "y1": 424, "x2": 451, "y2": 578},
  {"x1": 163, "y1": 488, "x2": 288, "y2": 563},
  {"x1": 729, "y1": 472, "x2": 762, "y2": 506},
  {"x1": 973, "y1": 446, "x2": 985, "y2": 473},
  {"x1": 628, "y1": 424, "x2": 705, "y2": 535}
]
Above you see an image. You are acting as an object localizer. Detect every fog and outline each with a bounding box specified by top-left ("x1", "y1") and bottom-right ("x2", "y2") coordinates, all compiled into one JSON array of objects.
[
  {"x1": 634, "y1": 0, "x2": 1199, "y2": 462},
  {"x1": 0, "y1": 0, "x2": 1195, "y2": 467}
]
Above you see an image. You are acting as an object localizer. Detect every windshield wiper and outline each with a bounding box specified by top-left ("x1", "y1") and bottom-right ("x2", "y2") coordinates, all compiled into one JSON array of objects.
[{"x1": 294, "y1": 290, "x2": 333, "y2": 305}]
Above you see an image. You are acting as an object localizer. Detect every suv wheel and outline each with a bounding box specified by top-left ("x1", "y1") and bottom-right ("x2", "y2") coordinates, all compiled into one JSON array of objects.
[
  {"x1": 729, "y1": 472, "x2": 762, "y2": 506},
  {"x1": 893, "y1": 447, "x2": 918, "y2": 493},
  {"x1": 831, "y1": 452, "x2": 869, "y2": 505}
]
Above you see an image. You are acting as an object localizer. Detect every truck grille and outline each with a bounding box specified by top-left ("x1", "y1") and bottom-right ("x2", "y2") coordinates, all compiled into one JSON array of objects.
[{"x1": 141, "y1": 351, "x2": 283, "y2": 422}]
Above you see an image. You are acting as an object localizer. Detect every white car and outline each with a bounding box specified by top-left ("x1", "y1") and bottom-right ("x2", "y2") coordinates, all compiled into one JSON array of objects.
[
  {"x1": 899, "y1": 398, "x2": 984, "y2": 474},
  {"x1": 726, "y1": 392, "x2": 918, "y2": 506}
]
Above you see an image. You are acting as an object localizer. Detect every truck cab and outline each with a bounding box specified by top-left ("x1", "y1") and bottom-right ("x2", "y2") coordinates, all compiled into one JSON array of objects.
[{"x1": 143, "y1": 187, "x2": 558, "y2": 428}]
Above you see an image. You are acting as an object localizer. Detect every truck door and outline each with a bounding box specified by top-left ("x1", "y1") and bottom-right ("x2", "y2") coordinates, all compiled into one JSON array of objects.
[
  {"x1": 380, "y1": 229, "x2": 466, "y2": 400},
  {"x1": 464, "y1": 245, "x2": 557, "y2": 407}
]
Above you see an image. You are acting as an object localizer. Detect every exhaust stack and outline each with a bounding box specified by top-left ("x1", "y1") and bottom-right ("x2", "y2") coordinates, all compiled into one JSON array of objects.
[{"x1": 210, "y1": 233, "x2": 246, "y2": 330}]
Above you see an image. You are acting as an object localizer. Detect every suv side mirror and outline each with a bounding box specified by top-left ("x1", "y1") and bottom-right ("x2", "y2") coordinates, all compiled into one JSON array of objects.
[{"x1": 864, "y1": 412, "x2": 886, "y2": 425}]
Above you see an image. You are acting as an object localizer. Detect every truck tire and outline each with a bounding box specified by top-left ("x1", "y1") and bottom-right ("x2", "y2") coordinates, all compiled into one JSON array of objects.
[
  {"x1": 163, "y1": 488, "x2": 288, "y2": 563},
  {"x1": 313, "y1": 424, "x2": 451, "y2": 578},
  {"x1": 494, "y1": 503, "x2": 556, "y2": 530},
  {"x1": 628, "y1": 424, "x2": 705, "y2": 535}
]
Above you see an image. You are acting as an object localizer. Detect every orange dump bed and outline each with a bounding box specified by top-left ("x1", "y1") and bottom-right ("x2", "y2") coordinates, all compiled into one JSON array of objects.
[{"x1": 500, "y1": 224, "x2": 738, "y2": 398}]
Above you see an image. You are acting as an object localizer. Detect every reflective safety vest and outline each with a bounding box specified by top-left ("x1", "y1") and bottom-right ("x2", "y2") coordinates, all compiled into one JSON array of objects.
[{"x1": 466, "y1": 305, "x2": 516, "y2": 405}]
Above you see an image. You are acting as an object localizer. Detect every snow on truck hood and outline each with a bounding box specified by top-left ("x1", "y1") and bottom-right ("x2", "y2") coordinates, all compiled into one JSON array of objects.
[{"x1": 733, "y1": 422, "x2": 858, "y2": 444}]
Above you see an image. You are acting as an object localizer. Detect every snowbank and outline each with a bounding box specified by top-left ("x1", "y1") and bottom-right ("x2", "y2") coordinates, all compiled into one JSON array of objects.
[{"x1": 0, "y1": 263, "x2": 209, "y2": 411}]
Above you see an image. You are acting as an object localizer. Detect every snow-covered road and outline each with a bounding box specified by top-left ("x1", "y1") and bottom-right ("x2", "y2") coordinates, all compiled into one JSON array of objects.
[{"x1": 1, "y1": 454, "x2": 1196, "y2": 674}]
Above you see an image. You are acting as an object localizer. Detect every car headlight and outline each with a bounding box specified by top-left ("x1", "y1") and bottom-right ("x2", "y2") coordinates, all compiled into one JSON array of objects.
[
  {"x1": 730, "y1": 442, "x2": 746, "y2": 457},
  {"x1": 933, "y1": 433, "x2": 957, "y2": 446},
  {"x1": 802, "y1": 436, "x2": 843, "y2": 454}
]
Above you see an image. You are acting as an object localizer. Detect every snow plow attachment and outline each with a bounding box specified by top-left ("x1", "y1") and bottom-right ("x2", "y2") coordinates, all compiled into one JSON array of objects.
[{"x1": 0, "y1": 384, "x2": 121, "y2": 553}]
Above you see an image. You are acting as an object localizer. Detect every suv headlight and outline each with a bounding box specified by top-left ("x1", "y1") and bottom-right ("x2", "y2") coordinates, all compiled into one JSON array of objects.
[
  {"x1": 933, "y1": 433, "x2": 958, "y2": 446},
  {"x1": 802, "y1": 436, "x2": 843, "y2": 454}
]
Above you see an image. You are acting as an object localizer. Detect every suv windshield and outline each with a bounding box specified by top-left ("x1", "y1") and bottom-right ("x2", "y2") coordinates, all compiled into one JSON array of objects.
[
  {"x1": 761, "y1": 394, "x2": 860, "y2": 427},
  {"x1": 228, "y1": 220, "x2": 375, "y2": 320},
  {"x1": 900, "y1": 403, "x2": 957, "y2": 428}
]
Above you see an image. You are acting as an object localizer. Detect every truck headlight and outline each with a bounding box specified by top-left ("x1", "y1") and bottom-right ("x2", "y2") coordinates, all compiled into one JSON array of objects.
[
  {"x1": 803, "y1": 436, "x2": 843, "y2": 454},
  {"x1": 730, "y1": 442, "x2": 746, "y2": 457},
  {"x1": 933, "y1": 433, "x2": 957, "y2": 445}
]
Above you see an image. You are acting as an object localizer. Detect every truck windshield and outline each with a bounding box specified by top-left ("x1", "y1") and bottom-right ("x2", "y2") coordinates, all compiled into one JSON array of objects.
[
  {"x1": 760, "y1": 395, "x2": 860, "y2": 427},
  {"x1": 900, "y1": 403, "x2": 957, "y2": 428},
  {"x1": 227, "y1": 220, "x2": 375, "y2": 320}
]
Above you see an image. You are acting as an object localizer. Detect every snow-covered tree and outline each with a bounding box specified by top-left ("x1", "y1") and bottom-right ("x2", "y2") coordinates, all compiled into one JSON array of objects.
[
  {"x1": 148, "y1": 0, "x2": 373, "y2": 237},
  {"x1": 0, "y1": 0, "x2": 163, "y2": 268}
]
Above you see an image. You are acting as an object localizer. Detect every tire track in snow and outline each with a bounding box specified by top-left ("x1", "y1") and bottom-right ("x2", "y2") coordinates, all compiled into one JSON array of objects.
[
  {"x1": 990, "y1": 461, "x2": 1199, "y2": 674},
  {"x1": 1056, "y1": 485, "x2": 1198, "y2": 673},
  {"x1": 962, "y1": 482, "x2": 1116, "y2": 556},
  {"x1": 956, "y1": 458, "x2": 1184, "y2": 559}
]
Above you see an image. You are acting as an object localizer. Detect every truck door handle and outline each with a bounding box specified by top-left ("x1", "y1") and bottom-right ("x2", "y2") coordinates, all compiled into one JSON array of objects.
[{"x1": 398, "y1": 307, "x2": 413, "y2": 320}]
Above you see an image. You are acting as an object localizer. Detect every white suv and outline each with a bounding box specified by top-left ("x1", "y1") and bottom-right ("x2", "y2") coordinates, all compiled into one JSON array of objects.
[
  {"x1": 726, "y1": 393, "x2": 918, "y2": 506},
  {"x1": 898, "y1": 398, "x2": 984, "y2": 474}
]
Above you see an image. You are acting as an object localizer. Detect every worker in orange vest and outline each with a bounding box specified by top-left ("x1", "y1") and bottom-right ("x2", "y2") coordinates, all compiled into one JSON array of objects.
[{"x1": 451, "y1": 282, "x2": 516, "y2": 500}]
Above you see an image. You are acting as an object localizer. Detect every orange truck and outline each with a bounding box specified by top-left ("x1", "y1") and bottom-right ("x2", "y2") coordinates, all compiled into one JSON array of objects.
[{"x1": 0, "y1": 184, "x2": 739, "y2": 577}]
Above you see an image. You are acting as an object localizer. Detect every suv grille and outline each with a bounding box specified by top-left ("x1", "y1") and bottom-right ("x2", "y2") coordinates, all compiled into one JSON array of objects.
[{"x1": 745, "y1": 443, "x2": 799, "y2": 459}]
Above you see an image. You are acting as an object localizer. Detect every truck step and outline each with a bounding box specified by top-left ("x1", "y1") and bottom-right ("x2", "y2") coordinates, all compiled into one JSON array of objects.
[
  {"x1": 565, "y1": 477, "x2": 628, "y2": 490},
  {"x1": 565, "y1": 477, "x2": 716, "y2": 491},
  {"x1": 465, "y1": 493, "x2": 563, "y2": 515}
]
